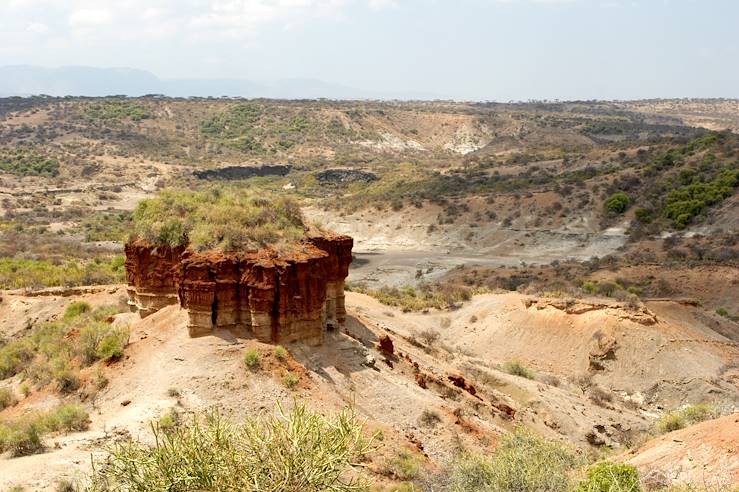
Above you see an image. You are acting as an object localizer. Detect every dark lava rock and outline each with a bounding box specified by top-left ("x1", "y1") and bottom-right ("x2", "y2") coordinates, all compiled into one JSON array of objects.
[{"x1": 194, "y1": 165, "x2": 291, "y2": 180}]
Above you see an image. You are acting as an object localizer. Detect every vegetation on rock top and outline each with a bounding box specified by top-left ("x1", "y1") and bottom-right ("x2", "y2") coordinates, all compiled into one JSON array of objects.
[{"x1": 132, "y1": 188, "x2": 310, "y2": 252}]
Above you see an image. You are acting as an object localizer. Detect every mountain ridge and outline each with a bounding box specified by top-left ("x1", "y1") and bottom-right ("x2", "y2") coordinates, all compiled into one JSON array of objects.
[{"x1": 0, "y1": 64, "x2": 442, "y2": 100}]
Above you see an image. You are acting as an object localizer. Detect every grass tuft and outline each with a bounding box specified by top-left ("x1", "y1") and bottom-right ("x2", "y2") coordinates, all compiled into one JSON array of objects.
[
  {"x1": 243, "y1": 348, "x2": 260, "y2": 370},
  {"x1": 85, "y1": 403, "x2": 373, "y2": 491},
  {"x1": 502, "y1": 360, "x2": 535, "y2": 379}
]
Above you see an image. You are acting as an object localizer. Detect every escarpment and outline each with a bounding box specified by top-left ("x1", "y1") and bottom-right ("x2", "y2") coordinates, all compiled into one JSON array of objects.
[{"x1": 125, "y1": 234, "x2": 353, "y2": 345}]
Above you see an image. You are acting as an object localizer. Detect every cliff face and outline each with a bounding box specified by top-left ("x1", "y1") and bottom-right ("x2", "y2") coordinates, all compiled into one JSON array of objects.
[{"x1": 124, "y1": 235, "x2": 353, "y2": 345}]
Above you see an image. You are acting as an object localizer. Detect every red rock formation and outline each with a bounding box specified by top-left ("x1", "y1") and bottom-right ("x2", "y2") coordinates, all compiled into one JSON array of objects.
[
  {"x1": 124, "y1": 234, "x2": 353, "y2": 345},
  {"x1": 124, "y1": 240, "x2": 185, "y2": 317},
  {"x1": 378, "y1": 334, "x2": 395, "y2": 355}
]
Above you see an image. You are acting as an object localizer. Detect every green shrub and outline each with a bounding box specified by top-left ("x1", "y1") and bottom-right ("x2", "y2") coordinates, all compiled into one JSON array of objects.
[
  {"x1": 0, "y1": 387, "x2": 17, "y2": 410},
  {"x1": 157, "y1": 409, "x2": 180, "y2": 432},
  {"x1": 634, "y1": 208, "x2": 653, "y2": 224},
  {"x1": 450, "y1": 428, "x2": 581, "y2": 491},
  {"x1": 582, "y1": 281, "x2": 597, "y2": 294},
  {"x1": 282, "y1": 372, "x2": 299, "y2": 389},
  {"x1": 679, "y1": 403, "x2": 714, "y2": 424},
  {"x1": 55, "y1": 369, "x2": 81, "y2": 394},
  {"x1": 79, "y1": 323, "x2": 129, "y2": 365},
  {"x1": 575, "y1": 462, "x2": 642, "y2": 492},
  {"x1": 0, "y1": 338, "x2": 35, "y2": 379},
  {"x1": 243, "y1": 348, "x2": 260, "y2": 370},
  {"x1": 96, "y1": 331, "x2": 128, "y2": 361},
  {"x1": 656, "y1": 404, "x2": 715, "y2": 434},
  {"x1": 83, "y1": 101, "x2": 152, "y2": 122},
  {"x1": 274, "y1": 345, "x2": 288, "y2": 361},
  {"x1": 385, "y1": 448, "x2": 424, "y2": 480},
  {"x1": 656, "y1": 413, "x2": 685, "y2": 434},
  {"x1": 85, "y1": 404, "x2": 373, "y2": 491},
  {"x1": 0, "y1": 421, "x2": 43, "y2": 456},
  {"x1": 355, "y1": 283, "x2": 480, "y2": 312},
  {"x1": 664, "y1": 168, "x2": 739, "y2": 228},
  {"x1": 132, "y1": 188, "x2": 307, "y2": 251},
  {"x1": 0, "y1": 148, "x2": 59, "y2": 177},
  {"x1": 64, "y1": 301, "x2": 92, "y2": 321},
  {"x1": 503, "y1": 360, "x2": 535, "y2": 379},
  {"x1": 0, "y1": 404, "x2": 89, "y2": 457},
  {"x1": 43, "y1": 404, "x2": 90, "y2": 432},
  {"x1": 604, "y1": 192, "x2": 630, "y2": 215}
]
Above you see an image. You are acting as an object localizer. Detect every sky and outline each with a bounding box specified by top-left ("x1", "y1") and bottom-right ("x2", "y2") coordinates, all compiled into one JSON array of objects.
[{"x1": 1, "y1": 0, "x2": 737, "y2": 101}]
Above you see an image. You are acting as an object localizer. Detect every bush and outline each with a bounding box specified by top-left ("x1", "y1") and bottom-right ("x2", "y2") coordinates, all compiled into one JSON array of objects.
[
  {"x1": 0, "y1": 148, "x2": 59, "y2": 177},
  {"x1": 503, "y1": 360, "x2": 535, "y2": 379},
  {"x1": 385, "y1": 448, "x2": 424, "y2": 480},
  {"x1": 274, "y1": 345, "x2": 288, "y2": 362},
  {"x1": 79, "y1": 323, "x2": 129, "y2": 365},
  {"x1": 0, "y1": 387, "x2": 17, "y2": 410},
  {"x1": 664, "y1": 168, "x2": 738, "y2": 228},
  {"x1": 0, "y1": 404, "x2": 89, "y2": 457},
  {"x1": 85, "y1": 404, "x2": 373, "y2": 491},
  {"x1": 243, "y1": 348, "x2": 260, "y2": 369},
  {"x1": 282, "y1": 372, "x2": 299, "y2": 389},
  {"x1": 43, "y1": 404, "x2": 90, "y2": 432},
  {"x1": 582, "y1": 281, "x2": 597, "y2": 294},
  {"x1": 604, "y1": 192, "x2": 630, "y2": 215},
  {"x1": 656, "y1": 413, "x2": 685, "y2": 434},
  {"x1": 634, "y1": 208, "x2": 653, "y2": 224},
  {"x1": 0, "y1": 338, "x2": 35, "y2": 379},
  {"x1": 656, "y1": 403, "x2": 715, "y2": 434},
  {"x1": 450, "y1": 428, "x2": 581, "y2": 491},
  {"x1": 64, "y1": 301, "x2": 91, "y2": 321},
  {"x1": 157, "y1": 409, "x2": 180, "y2": 432},
  {"x1": 354, "y1": 283, "x2": 480, "y2": 312},
  {"x1": 575, "y1": 462, "x2": 642, "y2": 492},
  {"x1": 0, "y1": 420, "x2": 43, "y2": 456},
  {"x1": 418, "y1": 409, "x2": 441, "y2": 427},
  {"x1": 55, "y1": 369, "x2": 81, "y2": 393},
  {"x1": 83, "y1": 101, "x2": 152, "y2": 122}
]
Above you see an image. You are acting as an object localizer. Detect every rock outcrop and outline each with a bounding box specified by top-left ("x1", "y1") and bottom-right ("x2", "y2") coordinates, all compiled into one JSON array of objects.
[{"x1": 125, "y1": 234, "x2": 352, "y2": 345}]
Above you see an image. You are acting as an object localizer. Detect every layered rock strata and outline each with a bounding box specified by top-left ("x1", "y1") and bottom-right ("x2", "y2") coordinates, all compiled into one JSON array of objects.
[{"x1": 124, "y1": 235, "x2": 353, "y2": 345}]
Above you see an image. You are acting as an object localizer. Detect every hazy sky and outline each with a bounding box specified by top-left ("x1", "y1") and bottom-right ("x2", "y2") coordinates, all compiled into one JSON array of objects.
[{"x1": 1, "y1": 0, "x2": 737, "y2": 100}]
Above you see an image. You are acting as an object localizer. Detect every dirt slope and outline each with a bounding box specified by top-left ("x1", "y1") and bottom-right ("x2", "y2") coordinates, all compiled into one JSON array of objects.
[
  {"x1": 2, "y1": 287, "x2": 738, "y2": 490},
  {"x1": 624, "y1": 412, "x2": 739, "y2": 487}
]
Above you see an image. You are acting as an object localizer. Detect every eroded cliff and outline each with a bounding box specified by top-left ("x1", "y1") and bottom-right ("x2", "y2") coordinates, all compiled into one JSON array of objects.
[{"x1": 125, "y1": 234, "x2": 352, "y2": 345}]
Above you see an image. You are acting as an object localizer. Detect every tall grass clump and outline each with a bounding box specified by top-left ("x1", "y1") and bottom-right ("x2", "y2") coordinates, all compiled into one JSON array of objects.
[
  {"x1": 0, "y1": 404, "x2": 89, "y2": 457},
  {"x1": 85, "y1": 403, "x2": 374, "y2": 491},
  {"x1": 243, "y1": 348, "x2": 260, "y2": 370},
  {"x1": 132, "y1": 188, "x2": 309, "y2": 251},
  {"x1": 450, "y1": 428, "x2": 581, "y2": 492}
]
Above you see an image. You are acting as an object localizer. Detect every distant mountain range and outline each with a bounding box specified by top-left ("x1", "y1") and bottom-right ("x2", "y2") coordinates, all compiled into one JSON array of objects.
[{"x1": 0, "y1": 65, "x2": 442, "y2": 100}]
